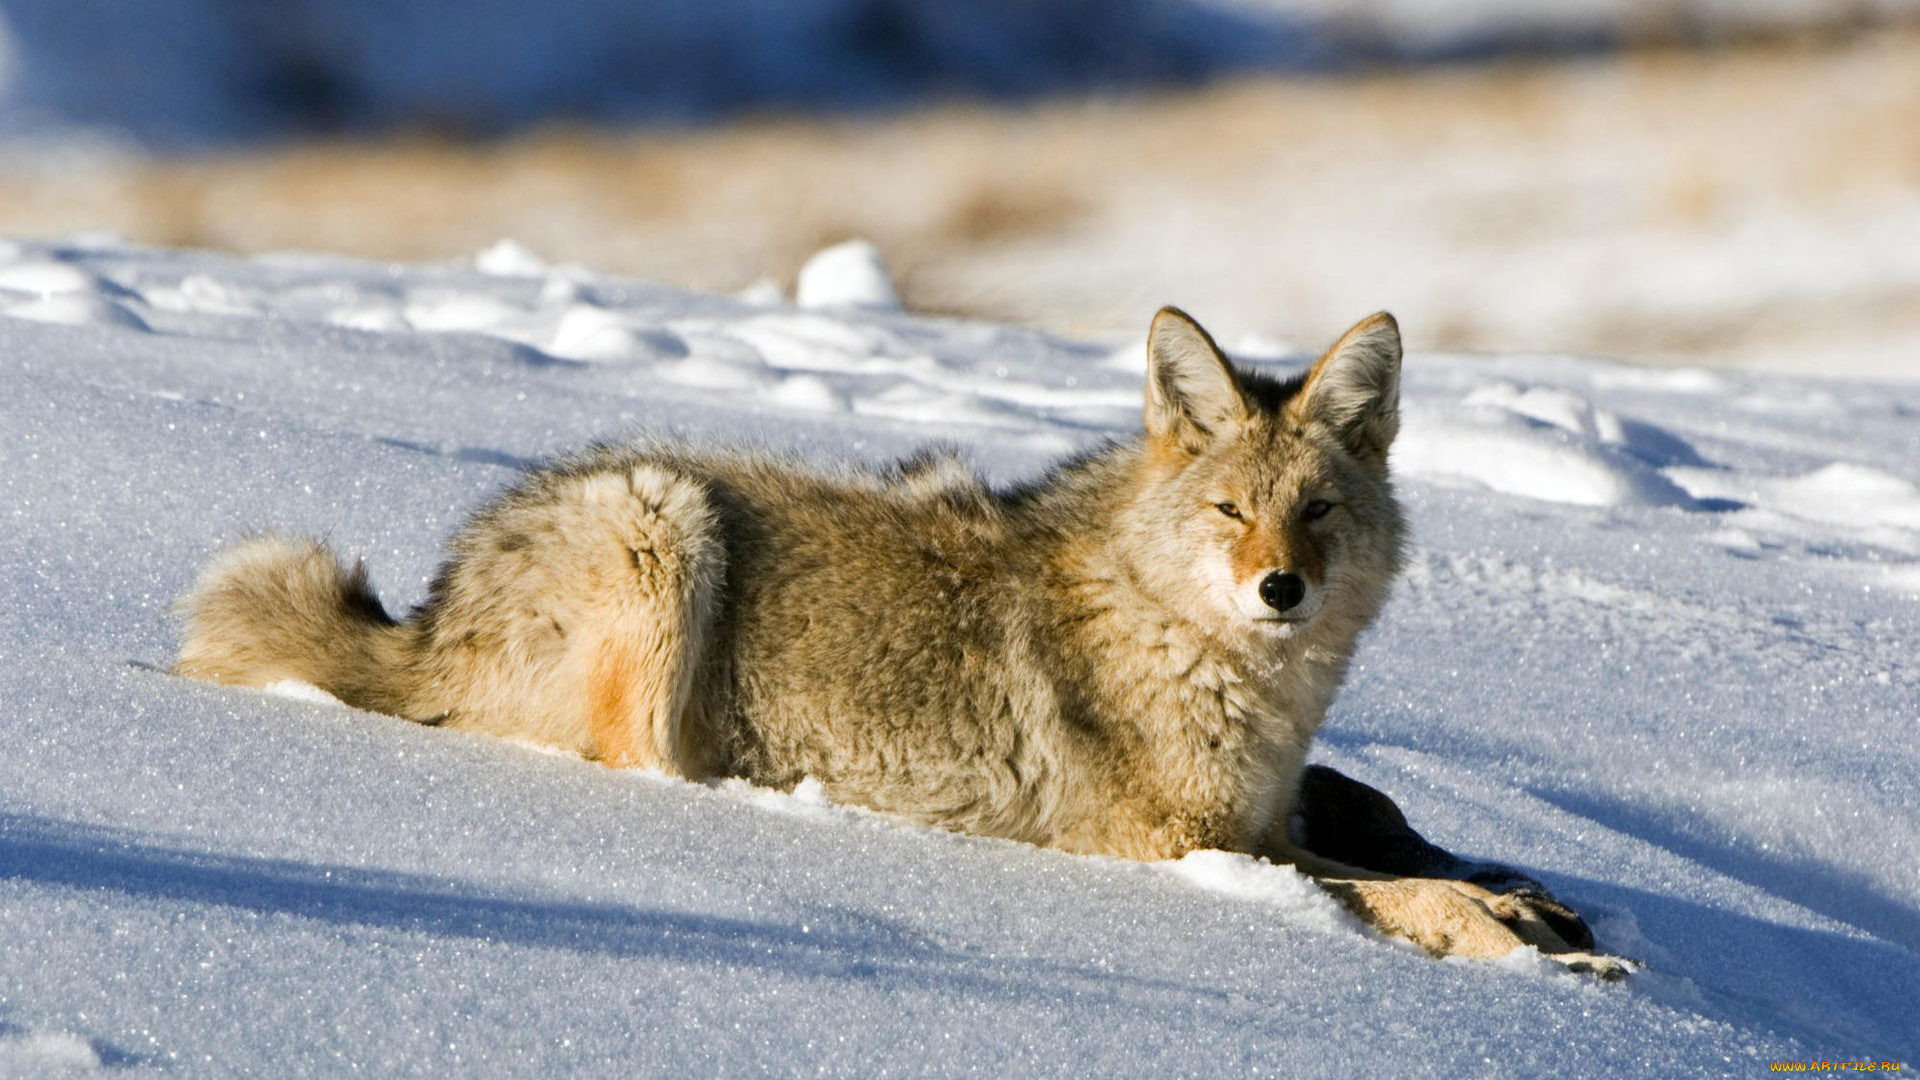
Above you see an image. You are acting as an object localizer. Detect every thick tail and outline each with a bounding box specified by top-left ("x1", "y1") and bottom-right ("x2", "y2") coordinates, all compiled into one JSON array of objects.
[{"x1": 174, "y1": 535, "x2": 417, "y2": 716}]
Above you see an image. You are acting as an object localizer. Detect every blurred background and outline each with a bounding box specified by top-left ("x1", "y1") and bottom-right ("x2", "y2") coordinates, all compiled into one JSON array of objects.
[{"x1": 0, "y1": 0, "x2": 1914, "y2": 377}]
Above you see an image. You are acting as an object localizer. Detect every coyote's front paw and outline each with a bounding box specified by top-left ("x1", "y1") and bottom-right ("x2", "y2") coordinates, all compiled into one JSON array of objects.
[
  {"x1": 1478, "y1": 889, "x2": 1635, "y2": 978},
  {"x1": 1551, "y1": 951, "x2": 1636, "y2": 981},
  {"x1": 1321, "y1": 878, "x2": 1632, "y2": 978},
  {"x1": 1477, "y1": 883, "x2": 1596, "y2": 952}
]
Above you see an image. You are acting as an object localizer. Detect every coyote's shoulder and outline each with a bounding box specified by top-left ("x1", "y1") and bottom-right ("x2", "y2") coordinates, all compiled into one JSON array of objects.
[{"x1": 175, "y1": 307, "x2": 1627, "y2": 976}]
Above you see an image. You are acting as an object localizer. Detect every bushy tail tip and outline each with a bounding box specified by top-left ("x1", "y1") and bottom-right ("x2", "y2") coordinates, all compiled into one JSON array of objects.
[{"x1": 173, "y1": 534, "x2": 406, "y2": 711}]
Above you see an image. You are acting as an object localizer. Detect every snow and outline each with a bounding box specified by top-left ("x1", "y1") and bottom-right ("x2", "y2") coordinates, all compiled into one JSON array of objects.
[
  {"x1": 1, "y1": 236, "x2": 1916, "y2": 1074},
  {"x1": 1, "y1": 290, "x2": 148, "y2": 332},
  {"x1": 0, "y1": 1028, "x2": 104, "y2": 1072},
  {"x1": 260, "y1": 680, "x2": 349, "y2": 709},
  {"x1": 795, "y1": 239, "x2": 901, "y2": 313}
]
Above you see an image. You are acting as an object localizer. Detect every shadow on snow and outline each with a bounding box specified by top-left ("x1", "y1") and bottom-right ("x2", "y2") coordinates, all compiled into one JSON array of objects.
[{"x1": 0, "y1": 811, "x2": 1228, "y2": 1013}]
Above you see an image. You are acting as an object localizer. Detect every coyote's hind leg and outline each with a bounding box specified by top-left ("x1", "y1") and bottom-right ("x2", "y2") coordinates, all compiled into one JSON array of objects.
[
  {"x1": 420, "y1": 458, "x2": 725, "y2": 775},
  {"x1": 565, "y1": 464, "x2": 725, "y2": 773}
]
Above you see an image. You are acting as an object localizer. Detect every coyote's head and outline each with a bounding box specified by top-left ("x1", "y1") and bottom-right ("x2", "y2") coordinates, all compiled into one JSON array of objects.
[{"x1": 1122, "y1": 307, "x2": 1407, "y2": 648}]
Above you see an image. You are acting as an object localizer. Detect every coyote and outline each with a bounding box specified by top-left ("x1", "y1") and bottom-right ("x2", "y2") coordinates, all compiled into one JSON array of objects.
[{"x1": 177, "y1": 307, "x2": 1623, "y2": 975}]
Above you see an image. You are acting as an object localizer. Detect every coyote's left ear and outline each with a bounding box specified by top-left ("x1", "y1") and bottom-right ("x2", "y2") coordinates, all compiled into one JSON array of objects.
[
  {"x1": 1295, "y1": 312, "x2": 1401, "y2": 463},
  {"x1": 1145, "y1": 306, "x2": 1251, "y2": 452}
]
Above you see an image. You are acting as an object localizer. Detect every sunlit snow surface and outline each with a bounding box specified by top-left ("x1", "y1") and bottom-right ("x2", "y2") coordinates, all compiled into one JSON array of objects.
[{"x1": 1, "y1": 237, "x2": 1915, "y2": 1075}]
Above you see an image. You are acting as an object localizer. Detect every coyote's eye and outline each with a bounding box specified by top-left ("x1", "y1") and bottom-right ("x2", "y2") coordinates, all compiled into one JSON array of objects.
[
  {"x1": 1214, "y1": 502, "x2": 1242, "y2": 519},
  {"x1": 1303, "y1": 500, "x2": 1334, "y2": 521}
]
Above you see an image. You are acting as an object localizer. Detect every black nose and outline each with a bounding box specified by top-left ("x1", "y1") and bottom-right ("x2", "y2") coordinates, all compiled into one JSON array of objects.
[{"x1": 1259, "y1": 571, "x2": 1307, "y2": 612}]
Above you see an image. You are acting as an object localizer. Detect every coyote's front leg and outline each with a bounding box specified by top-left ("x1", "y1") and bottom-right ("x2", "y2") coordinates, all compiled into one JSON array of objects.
[
  {"x1": 1310, "y1": 874, "x2": 1630, "y2": 978},
  {"x1": 1291, "y1": 765, "x2": 1598, "y2": 950},
  {"x1": 1276, "y1": 766, "x2": 1630, "y2": 978}
]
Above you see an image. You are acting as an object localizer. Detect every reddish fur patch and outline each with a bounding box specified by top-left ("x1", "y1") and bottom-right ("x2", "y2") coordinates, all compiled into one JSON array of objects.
[
  {"x1": 1230, "y1": 524, "x2": 1279, "y2": 582},
  {"x1": 1228, "y1": 517, "x2": 1326, "y2": 586},
  {"x1": 1143, "y1": 433, "x2": 1192, "y2": 472},
  {"x1": 588, "y1": 637, "x2": 647, "y2": 769}
]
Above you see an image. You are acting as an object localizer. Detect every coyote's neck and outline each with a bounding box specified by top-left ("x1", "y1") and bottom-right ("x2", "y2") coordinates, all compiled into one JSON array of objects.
[
  {"x1": 1011, "y1": 440, "x2": 1356, "y2": 854},
  {"x1": 1042, "y1": 534, "x2": 1339, "y2": 858},
  {"x1": 1056, "y1": 541, "x2": 1330, "y2": 724}
]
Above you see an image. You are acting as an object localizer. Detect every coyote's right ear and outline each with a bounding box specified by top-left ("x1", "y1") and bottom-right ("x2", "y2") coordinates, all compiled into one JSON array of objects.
[
  {"x1": 1145, "y1": 306, "x2": 1249, "y2": 451},
  {"x1": 1295, "y1": 312, "x2": 1402, "y2": 464}
]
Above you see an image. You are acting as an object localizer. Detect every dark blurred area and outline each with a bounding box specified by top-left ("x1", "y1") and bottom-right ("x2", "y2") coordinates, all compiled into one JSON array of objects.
[
  {"x1": 0, "y1": 0, "x2": 1902, "y2": 145},
  {"x1": 3, "y1": 0, "x2": 1309, "y2": 145}
]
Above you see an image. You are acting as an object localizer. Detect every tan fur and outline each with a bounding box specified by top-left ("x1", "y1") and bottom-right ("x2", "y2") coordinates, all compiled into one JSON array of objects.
[
  {"x1": 173, "y1": 536, "x2": 415, "y2": 715},
  {"x1": 175, "y1": 309, "x2": 1624, "y2": 975},
  {"x1": 587, "y1": 636, "x2": 647, "y2": 768}
]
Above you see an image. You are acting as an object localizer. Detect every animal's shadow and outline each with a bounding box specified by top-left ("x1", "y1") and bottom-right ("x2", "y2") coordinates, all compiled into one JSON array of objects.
[
  {"x1": 0, "y1": 811, "x2": 1224, "y2": 1012},
  {"x1": 4, "y1": 808, "x2": 1913, "y2": 1060}
]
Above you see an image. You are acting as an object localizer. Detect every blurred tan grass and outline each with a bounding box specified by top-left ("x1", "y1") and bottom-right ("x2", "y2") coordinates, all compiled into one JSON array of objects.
[{"x1": 5, "y1": 30, "x2": 1917, "y2": 376}]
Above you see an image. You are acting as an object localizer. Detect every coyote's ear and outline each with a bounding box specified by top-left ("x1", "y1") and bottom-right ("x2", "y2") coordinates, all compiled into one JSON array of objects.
[
  {"x1": 1145, "y1": 306, "x2": 1250, "y2": 451},
  {"x1": 1295, "y1": 312, "x2": 1401, "y2": 463}
]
